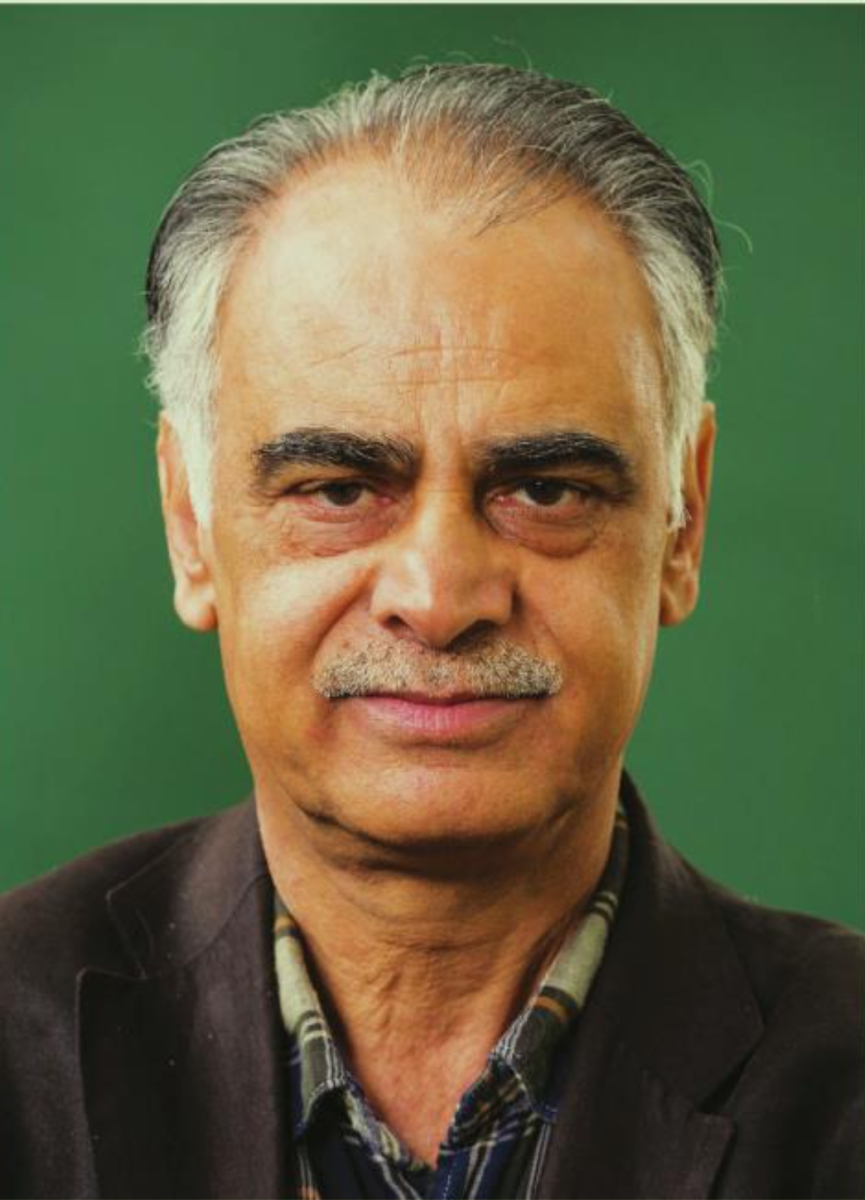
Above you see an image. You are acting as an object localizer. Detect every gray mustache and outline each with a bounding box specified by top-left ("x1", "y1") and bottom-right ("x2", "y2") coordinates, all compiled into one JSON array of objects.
[{"x1": 313, "y1": 641, "x2": 563, "y2": 700}]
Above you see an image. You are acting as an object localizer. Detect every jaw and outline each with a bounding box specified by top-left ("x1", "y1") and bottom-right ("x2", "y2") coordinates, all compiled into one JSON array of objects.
[{"x1": 249, "y1": 699, "x2": 626, "y2": 867}]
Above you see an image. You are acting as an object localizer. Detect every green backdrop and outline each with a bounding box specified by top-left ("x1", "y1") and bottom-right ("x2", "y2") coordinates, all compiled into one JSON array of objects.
[{"x1": 1, "y1": 4, "x2": 862, "y2": 930}]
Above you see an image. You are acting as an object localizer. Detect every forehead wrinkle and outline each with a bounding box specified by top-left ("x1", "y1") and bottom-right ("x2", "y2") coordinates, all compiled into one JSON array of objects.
[
  {"x1": 296, "y1": 327, "x2": 543, "y2": 374},
  {"x1": 296, "y1": 353, "x2": 528, "y2": 387},
  {"x1": 366, "y1": 341, "x2": 546, "y2": 395},
  {"x1": 379, "y1": 340, "x2": 541, "y2": 364}
]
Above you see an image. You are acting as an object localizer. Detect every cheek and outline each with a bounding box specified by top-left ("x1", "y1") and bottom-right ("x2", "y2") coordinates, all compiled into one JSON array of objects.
[
  {"x1": 536, "y1": 536, "x2": 664, "y2": 743},
  {"x1": 214, "y1": 553, "x2": 368, "y2": 731}
]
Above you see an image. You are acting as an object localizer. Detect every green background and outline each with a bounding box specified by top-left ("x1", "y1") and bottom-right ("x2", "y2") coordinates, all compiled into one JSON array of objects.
[{"x1": 1, "y1": 5, "x2": 862, "y2": 929}]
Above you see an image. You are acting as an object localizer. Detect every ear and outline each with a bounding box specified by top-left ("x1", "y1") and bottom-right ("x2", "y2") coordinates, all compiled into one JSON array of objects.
[
  {"x1": 156, "y1": 417, "x2": 218, "y2": 632},
  {"x1": 659, "y1": 403, "x2": 716, "y2": 627}
]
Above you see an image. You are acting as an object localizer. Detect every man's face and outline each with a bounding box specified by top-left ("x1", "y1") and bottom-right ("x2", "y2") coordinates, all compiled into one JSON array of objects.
[{"x1": 160, "y1": 161, "x2": 712, "y2": 854}]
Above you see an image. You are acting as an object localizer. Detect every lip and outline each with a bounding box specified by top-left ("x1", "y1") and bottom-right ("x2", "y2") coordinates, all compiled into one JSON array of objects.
[{"x1": 344, "y1": 694, "x2": 536, "y2": 743}]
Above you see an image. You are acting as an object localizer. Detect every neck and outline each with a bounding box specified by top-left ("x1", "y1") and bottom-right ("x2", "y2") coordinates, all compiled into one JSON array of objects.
[{"x1": 257, "y1": 782, "x2": 618, "y2": 1163}]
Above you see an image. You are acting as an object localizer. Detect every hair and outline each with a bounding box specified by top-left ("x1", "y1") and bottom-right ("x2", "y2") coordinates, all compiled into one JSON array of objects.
[{"x1": 143, "y1": 62, "x2": 722, "y2": 527}]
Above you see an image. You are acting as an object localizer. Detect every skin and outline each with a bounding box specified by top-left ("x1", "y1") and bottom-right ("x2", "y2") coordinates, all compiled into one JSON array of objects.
[{"x1": 158, "y1": 159, "x2": 715, "y2": 1164}]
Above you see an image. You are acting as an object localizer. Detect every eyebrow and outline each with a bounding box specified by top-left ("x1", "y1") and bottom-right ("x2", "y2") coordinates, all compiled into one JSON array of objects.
[
  {"x1": 253, "y1": 427, "x2": 418, "y2": 484},
  {"x1": 479, "y1": 431, "x2": 637, "y2": 490},
  {"x1": 252, "y1": 425, "x2": 636, "y2": 492}
]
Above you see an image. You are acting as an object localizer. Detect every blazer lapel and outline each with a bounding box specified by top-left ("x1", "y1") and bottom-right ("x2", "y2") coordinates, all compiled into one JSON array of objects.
[
  {"x1": 538, "y1": 778, "x2": 763, "y2": 1199},
  {"x1": 77, "y1": 803, "x2": 290, "y2": 1199},
  {"x1": 538, "y1": 1037, "x2": 735, "y2": 1199}
]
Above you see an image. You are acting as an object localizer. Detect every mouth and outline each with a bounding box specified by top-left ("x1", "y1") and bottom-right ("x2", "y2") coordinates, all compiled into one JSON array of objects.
[{"x1": 341, "y1": 691, "x2": 543, "y2": 743}]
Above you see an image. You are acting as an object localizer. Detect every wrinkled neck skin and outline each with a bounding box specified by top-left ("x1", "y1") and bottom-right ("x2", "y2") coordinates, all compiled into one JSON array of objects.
[{"x1": 257, "y1": 771, "x2": 618, "y2": 1164}]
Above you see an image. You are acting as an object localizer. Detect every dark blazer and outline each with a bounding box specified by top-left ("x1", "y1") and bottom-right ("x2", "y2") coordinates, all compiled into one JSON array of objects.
[{"x1": 1, "y1": 779, "x2": 862, "y2": 1199}]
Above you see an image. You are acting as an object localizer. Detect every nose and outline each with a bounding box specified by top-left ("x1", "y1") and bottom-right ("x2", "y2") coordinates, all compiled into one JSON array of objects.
[{"x1": 369, "y1": 491, "x2": 516, "y2": 650}]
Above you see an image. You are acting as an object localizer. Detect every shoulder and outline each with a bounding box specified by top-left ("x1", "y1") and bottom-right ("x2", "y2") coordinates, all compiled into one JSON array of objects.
[
  {"x1": 622, "y1": 779, "x2": 864, "y2": 1033},
  {"x1": 0, "y1": 807, "x2": 240, "y2": 989},
  {"x1": 692, "y1": 862, "x2": 865, "y2": 1033},
  {"x1": 656, "y1": 831, "x2": 865, "y2": 1085}
]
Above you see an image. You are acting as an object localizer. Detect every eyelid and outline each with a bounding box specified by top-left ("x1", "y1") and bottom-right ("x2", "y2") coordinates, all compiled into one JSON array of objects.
[
  {"x1": 490, "y1": 475, "x2": 602, "y2": 496},
  {"x1": 283, "y1": 474, "x2": 379, "y2": 495},
  {"x1": 293, "y1": 478, "x2": 370, "y2": 492}
]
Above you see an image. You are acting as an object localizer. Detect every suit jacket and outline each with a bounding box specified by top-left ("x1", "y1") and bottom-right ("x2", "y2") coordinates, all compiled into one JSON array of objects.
[{"x1": 1, "y1": 778, "x2": 862, "y2": 1199}]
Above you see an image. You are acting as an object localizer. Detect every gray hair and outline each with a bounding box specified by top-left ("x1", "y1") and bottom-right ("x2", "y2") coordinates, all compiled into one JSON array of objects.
[{"x1": 143, "y1": 63, "x2": 721, "y2": 527}]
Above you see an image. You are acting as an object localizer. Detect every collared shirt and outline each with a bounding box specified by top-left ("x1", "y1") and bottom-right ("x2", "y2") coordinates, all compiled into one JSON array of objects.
[{"x1": 273, "y1": 807, "x2": 629, "y2": 1200}]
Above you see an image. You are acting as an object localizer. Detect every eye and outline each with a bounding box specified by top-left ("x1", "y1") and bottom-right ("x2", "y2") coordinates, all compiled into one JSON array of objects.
[
  {"x1": 486, "y1": 477, "x2": 606, "y2": 548},
  {"x1": 516, "y1": 479, "x2": 578, "y2": 507},
  {"x1": 284, "y1": 478, "x2": 398, "y2": 529},
  {"x1": 500, "y1": 478, "x2": 596, "y2": 512},
  {"x1": 313, "y1": 481, "x2": 367, "y2": 507},
  {"x1": 290, "y1": 479, "x2": 375, "y2": 508}
]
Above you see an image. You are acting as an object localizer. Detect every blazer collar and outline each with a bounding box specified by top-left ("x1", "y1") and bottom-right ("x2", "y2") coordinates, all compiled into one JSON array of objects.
[
  {"x1": 77, "y1": 801, "x2": 289, "y2": 1199},
  {"x1": 103, "y1": 800, "x2": 269, "y2": 978},
  {"x1": 538, "y1": 775, "x2": 764, "y2": 1198}
]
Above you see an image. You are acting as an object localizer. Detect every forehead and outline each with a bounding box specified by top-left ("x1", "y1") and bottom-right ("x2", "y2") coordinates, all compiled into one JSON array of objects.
[{"x1": 215, "y1": 159, "x2": 664, "y2": 443}]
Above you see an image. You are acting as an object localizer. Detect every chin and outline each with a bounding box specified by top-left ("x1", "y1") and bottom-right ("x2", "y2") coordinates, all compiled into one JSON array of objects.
[{"x1": 287, "y1": 758, "x2": 582, "y2": 857}]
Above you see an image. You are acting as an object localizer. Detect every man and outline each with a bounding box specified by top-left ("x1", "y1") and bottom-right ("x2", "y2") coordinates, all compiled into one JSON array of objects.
[{"x1": 0, "y1": 63, "x2": 861, "y2": 1199}]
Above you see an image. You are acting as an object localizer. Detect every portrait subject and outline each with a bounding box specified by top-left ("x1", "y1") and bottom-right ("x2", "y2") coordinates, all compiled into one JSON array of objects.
[{"x1": 1, "y1": 57, "x2": 862, "y2": 1200}]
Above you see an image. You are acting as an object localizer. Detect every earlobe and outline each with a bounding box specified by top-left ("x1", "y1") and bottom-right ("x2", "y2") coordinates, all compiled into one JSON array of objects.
[
  {"x1": 659, "y1": 404, "x2": 716, "y2": 628},
  {"x1": 156, "y1": 418, "x2": 218, "y2": 633}
]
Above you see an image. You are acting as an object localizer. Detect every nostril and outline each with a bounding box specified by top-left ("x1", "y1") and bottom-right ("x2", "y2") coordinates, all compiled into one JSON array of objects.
[
  {"x1": 379, "y1": 616, "x2": 503, "y2": 653},
  {"x1": 446, "y1": 622, "x2": 501, "y2": 654},
  {"x1": 382, "y1": 614, "x2": 417, "y2": 639}
]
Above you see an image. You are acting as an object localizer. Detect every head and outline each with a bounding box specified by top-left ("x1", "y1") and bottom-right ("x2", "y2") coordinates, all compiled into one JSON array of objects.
[{"x1": 146, "y1": 64, "x2": 717, "y2": 864}]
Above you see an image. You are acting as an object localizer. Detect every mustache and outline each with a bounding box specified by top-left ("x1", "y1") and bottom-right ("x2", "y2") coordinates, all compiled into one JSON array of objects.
[{"x1": 313, "y1": 640, "x2": 563, "y2": 701}]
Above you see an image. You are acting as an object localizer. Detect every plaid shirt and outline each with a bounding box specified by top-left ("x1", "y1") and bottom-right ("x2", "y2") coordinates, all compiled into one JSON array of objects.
[{"x1": 274, "y1": 808, "x2": 628, "y2": 1199}]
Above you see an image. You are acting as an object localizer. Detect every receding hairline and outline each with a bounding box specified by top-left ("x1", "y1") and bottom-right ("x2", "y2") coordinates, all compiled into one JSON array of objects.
[
  {"x1": 215, "y1": 144, "x2": 664, "y2": 346},
  {"x1": 213, "y1": 134, "x2": 592, "y2": 309}
]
